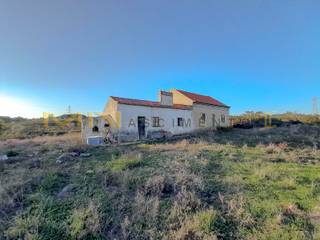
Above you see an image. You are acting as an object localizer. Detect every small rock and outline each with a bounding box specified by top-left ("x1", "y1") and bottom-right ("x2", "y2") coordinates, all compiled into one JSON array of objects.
[
  {"x1": 0, "y1": 155, "x2": 8, "y2": 161},
  {"x1": 56, "y1": 153, "x2": 73, "y2": 163},
  {"x1": 30, "y1": 159, "x2": 41, "y2": 169},
  {"x1": 57, "y1": 184, "x2": 76, "y2": 198},
  {"x1": 69, "y1": 152, "x2": 79, "y2": 157},
  {"x1": 80, "y1": 153, "x2": 91, "y2": 157}
]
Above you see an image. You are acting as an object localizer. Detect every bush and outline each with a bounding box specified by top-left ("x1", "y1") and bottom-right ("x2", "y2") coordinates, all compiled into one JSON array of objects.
[
  {"x1": 69, "y1": 201, "x2": 101, "y2": 239},
  {"x1": 6, "y1": 150, "x2": 19, "y2": 157},
  {"x1": 172, "y1": 209, "x2": 218, "y2": 240},
  {"x1": 311, "y1": 178, "x2": 320, "y2": 197}
]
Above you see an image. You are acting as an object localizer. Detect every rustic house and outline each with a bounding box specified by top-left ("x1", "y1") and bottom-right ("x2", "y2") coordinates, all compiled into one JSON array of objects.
[{"x1": 82, "y1": 89, "x2": 230, "y2": 144}]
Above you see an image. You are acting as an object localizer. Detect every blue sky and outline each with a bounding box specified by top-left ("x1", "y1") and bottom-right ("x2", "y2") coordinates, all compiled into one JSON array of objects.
[{"x1": 0, "y1": 0, "x2": 319, "y2": 118}]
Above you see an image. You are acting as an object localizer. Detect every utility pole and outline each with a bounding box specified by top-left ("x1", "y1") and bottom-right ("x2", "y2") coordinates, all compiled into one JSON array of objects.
[
  {"x1": 312, "y1": 97, "x2": 318, "y2": 115},
  {"x1": 67, "y1": 105, "x2": 71, "y2": 114}
]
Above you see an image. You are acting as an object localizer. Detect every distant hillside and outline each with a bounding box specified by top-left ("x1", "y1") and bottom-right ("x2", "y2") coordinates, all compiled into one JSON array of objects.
[{"x1": 0, "y1": 115, "x2": 82, "y2": 140}]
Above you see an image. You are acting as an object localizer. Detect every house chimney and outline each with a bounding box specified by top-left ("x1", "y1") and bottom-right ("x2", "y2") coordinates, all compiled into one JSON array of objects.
[{"x1": 159, "y1": 90, "x2": 173, "y2": 105}]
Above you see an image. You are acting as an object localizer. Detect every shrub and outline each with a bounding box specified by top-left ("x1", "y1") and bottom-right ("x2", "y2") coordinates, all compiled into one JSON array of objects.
[
  {"x1": 279, "y1": 178, "x2": 297, "y2": 190},
  {"x1": 69, "y1": 201, "x2": 101, "y2": 239},
  {"x1": 280, "y1": 204, "x2": 314, "y2": 237},
  {"x1": 311, "y1": 178, "x2": 320, "y2": 197},
  {"x1": 172, "y1": 209, "x2": 218, "y2": 240},
  {"x1": 6, "y1": 150, "x2": 19, "y2": 157},
  {"x1": 38, "y1": 172, "x2": 68, "y2": 195},
  {"x1": 0, "y1": 161, "x2": 4, "y2": 172}
]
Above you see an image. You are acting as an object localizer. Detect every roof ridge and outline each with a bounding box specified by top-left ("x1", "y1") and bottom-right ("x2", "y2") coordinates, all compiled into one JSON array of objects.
[
  {"x1": 174, "y1": 89, "x2": 229, "y2": 108},
  {"x1": 176, "y1": 89, "x2": 209, "y2": 96},
  {"x1": 110, "y1": 96, "x2": 192, "y2": 110},
  {"x1": 111, "y1": 96, "x2": 157, "y2": 102}
]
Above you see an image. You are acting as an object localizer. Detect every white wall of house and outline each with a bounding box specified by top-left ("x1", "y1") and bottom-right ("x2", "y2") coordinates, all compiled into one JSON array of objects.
[
  {"x1": 192, "y1": 104, "x2": 230, "y2": 129},
  {"x1": 81, "y1": 117, "x2": 110, "y2": 139},
  {"x1": 82, "y1": 93, "x2": 231, "y2": 144},
  {"x1": 118, "y1": 103, "x2": 193, "y2": 139}
]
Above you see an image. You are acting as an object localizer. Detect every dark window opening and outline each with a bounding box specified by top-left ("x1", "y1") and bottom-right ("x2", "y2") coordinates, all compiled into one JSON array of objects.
[
  {"x1": 199, "y1": 113, "x2": 206, "y2": 126},
  {"x1": 177, "y1": 118, "x2": 184, "y2": 127},
  {"x1": 221, "y1": 115, "x2": 226, "y2": 123},
  {"x1": 104, "y1": 122, "x2": 110, "y2": 128},
  {"x1": 92, "y1": 126, "x2": 99, "y2": 132},
  {"x1": 152, "y1": 117, "x2": 160, "y2": 127}
]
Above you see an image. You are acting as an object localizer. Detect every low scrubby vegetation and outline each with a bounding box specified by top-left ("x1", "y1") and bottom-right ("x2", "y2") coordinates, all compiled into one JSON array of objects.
[
  {"x1": 1, "y1": 124, "x2": 320, "y2": 239},
  {"x1": 0, "y1": 115, "x2": 81, "y2": 140},
  {"x1": 232, "y1": 112, "x2": 320, "y2": 129}
]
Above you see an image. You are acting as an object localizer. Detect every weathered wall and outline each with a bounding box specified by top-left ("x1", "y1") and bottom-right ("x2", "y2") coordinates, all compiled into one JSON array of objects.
[
  {"x1": 118, "y1": 103, "x2": 193, "y2": 141},
  {"x1": 192, "y1": 104, "x2": 230, "y2": 129},
  {"x1": 81, "y1": 117, "x2": 112, "y2": 140},
  {"x1": 103, "y1": 97, "x2": 120, "y2": 129},
  {"x1": 159, "y1": 91, "x2": 173, "y2": 105}
]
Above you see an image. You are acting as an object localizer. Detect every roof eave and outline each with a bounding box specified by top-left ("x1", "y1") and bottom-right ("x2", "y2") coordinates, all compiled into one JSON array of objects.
[
  {"x1": 116, "y1": 102, "x2": 191, "y2": 110},
  {"x1": 193, "y1": 101, "x2": 230, "y2": 108}
]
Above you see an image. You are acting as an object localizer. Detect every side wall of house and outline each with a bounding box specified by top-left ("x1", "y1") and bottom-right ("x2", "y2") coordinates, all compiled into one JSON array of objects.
[
  {"x1": 118, "y1": 104, "x2": 193, "y2": 141},
  {"x1": 192, "y1": 104, "x2": 230, "y2": 129},
  {"x1": 170, "y1": 89, "x2": 194, "y2": 106},
  {"x1": 103, "y1": 97, "x2": 120, "y2": 129}
]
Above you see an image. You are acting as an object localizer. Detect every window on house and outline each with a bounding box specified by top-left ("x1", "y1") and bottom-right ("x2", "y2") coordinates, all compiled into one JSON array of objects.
[
  {"x1": 104, "y1": 122, "x2": 110, "y2": 128},
  {"x1": 199, "y1": 113, "x2": 206, "y2": 126},
  {"x1": 177, "y1": 118, "x2": 184, "y2": 127},
  {"x1": 152, "y1": 117, "x2": 160, "y2": 127},
  {"x1": 221, "y1": 115, "x2": 226, "y2": 123},
  {"x1": 92, "y1": 126, "x2": 99, "y2": 132}
]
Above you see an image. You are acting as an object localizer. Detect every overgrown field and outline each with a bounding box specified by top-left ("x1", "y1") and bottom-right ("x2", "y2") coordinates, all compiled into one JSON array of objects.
[
  {"x1": 0, "y1": 116, "x2": 80, "y2": 140},
  {"x1": 1, "y1": 125, "x2": 320, "y2": 239}
]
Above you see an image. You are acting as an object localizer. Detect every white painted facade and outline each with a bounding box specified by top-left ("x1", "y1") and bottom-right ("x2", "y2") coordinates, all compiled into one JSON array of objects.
[
  {"x1": 81, "y1": 89, "x2": 230, "y2": 143},
  {"x1": 192, "y1": 103, "x2": 230, "y2": 129},
  {"x1": 118, "y1": 103, "x2": 193, "y2": 140}
]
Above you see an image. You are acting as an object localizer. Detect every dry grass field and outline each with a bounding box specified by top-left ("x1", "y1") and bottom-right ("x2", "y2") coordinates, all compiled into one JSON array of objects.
[{"x1": 1, "y1": 124, "x2": 320, "y2": 239}]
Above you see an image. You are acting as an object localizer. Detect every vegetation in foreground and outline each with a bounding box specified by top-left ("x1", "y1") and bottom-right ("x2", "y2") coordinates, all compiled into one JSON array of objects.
[{"x1": 1, "y1": 124, "x2": 320, "y2": 239}]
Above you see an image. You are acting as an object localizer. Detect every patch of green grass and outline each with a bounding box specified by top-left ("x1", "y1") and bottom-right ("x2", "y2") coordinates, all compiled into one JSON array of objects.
[
  {"x1": 105, "y1": 155, "x2": 144, "y2": 171},
  {"x1": 203, "y1": 145, "x2": 319, "y2": 239},
  {"x1": 6, "y1": 194, "x2": 73, "y2": 240},
  {"x1": 38, "y1": 172, "x2": 69, "y2": 195}
]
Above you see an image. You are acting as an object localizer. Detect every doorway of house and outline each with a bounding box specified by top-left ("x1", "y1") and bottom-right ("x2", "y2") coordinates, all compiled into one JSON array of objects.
[
  {"x1": 138, "y1": 116, "x2": 146, "y2": 140},
  {"x1": 212, "y1": 114, "x2": 216, "y2": 128}
]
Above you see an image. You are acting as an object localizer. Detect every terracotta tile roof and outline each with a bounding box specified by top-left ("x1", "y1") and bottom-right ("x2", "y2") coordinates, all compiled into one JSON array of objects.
[
  {"x1": 110, "y1": 96, "x2": 191, "y2": 110},
  {"x1": 175, "y1": 89, "x2": 229, "y2": 108}
]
